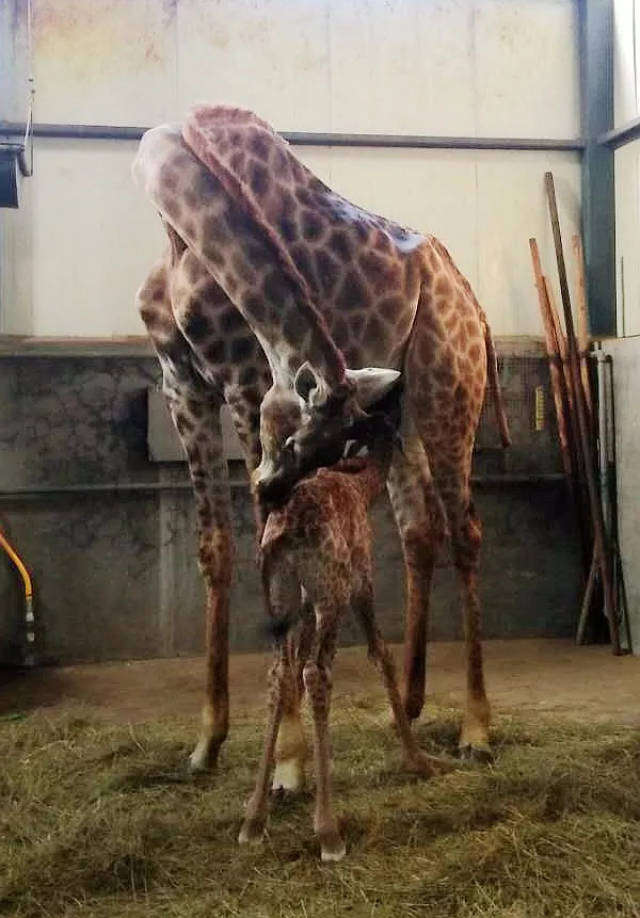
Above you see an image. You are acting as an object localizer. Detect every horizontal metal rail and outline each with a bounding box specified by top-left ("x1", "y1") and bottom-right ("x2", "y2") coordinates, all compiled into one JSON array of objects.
[
  {"x1": 0, "y1": 473, "x2": 566, "y2": 500},
  {"x1": 597, "y1": 115, "x2": 640, "y2": 150},
  {"x1": 0, "y1": 121, "x2": 585, "y2": 153}
]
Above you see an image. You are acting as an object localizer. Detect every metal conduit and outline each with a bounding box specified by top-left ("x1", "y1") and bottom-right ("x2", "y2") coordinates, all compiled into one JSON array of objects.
[
  {"x1": 0, "y1": 121, "x2": 585, "y2": 152},
  {"x1": 0, "y1": 473, "x2": 565, "y2": 500}
]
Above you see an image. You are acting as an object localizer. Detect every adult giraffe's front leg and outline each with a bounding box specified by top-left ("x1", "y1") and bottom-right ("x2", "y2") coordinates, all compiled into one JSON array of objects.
[
  {"x1": 170, "y1": 388, "x2": 233, "y2": 773},
  {"x1": 138, "y1": 261, "x2": 233, "y2": 772}
]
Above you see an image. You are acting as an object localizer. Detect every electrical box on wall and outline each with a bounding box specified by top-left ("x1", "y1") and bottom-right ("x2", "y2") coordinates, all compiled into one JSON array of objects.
[{"x1": 146, "y1": 387, "x2": 245, "y2": 462}]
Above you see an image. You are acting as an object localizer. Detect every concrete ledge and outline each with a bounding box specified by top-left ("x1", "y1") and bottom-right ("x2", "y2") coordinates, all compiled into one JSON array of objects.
[{"x1": 0, "y1": 334, "x2": 546, "y2": 358}]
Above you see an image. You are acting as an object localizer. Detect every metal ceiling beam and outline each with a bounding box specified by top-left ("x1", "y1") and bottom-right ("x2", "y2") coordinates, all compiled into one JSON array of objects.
[
  {"x1": 579, "y1": 0, "x2": 616, "y2": 337},
  {"x1": 0, "y1": 120, "x2": 585, "y2": 152},
  {"x1": 598, "y1": 115, "x2": 640, "y2": 149}
]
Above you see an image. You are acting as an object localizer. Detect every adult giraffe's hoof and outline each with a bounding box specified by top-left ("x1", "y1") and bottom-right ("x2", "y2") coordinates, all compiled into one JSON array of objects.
[
  {"x1": 319, "y1": 830, "x2": 346, "y2": 863},
  {"x1": 188, "y1": 740, "x2": 219, "y2": 774},
  {"x1": 238, "y1": 818, "x2": 266, "y2": 845},
  {"x1": 271, "y1": 756, "x2": 305, "y2": 794},
  {"x1": 458, "y1": 742, "x2": 494, "y2": 764}
]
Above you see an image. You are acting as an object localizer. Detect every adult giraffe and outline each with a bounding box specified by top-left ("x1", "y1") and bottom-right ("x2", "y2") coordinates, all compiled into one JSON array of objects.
[{"x1": 133, "y1": 105, "x2": 510, "y2": 775}]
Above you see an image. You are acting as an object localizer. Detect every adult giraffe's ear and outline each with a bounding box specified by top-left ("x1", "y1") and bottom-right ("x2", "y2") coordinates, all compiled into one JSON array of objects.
[
  {"x1": 294, "y1": 362, "x2": 320, "y2": 404},
  {"x1": 345, "y1": 367, "x2": 401, "y2": 408}
]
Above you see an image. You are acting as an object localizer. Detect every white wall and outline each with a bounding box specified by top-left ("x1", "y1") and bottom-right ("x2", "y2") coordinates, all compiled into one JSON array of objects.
[
  {"x1": 604, "y1": 337, "x2": 640, "y2": 654},
  {"x1": 614, "y1": 0, "x2": 640, "y2": 336},
  {"x1": 611, "y1": 0, "x2": 640, "y2": 653},
  {"x1": 1, "y1": 0, "x2": 581, "y2": 338}
]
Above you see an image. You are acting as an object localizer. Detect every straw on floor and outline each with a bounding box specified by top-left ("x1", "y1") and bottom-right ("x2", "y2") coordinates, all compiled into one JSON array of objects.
[{"x1": 1, "y1": 693, "x2": 639, "y2": 918}]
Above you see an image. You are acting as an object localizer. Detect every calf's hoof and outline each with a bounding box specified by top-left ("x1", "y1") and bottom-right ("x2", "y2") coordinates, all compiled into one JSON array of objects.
[{"x1": 405, "y1": 750, "x2": 456, "y2": 778}]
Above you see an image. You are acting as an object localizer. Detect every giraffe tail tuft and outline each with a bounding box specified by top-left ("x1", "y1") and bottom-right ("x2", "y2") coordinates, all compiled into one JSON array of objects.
[
  {"x1": 259, "y1": 542, "x2": 299, "y2": 644},
  {"x1": 482, "y1": 318, "x2": 512, "y2": 449}
]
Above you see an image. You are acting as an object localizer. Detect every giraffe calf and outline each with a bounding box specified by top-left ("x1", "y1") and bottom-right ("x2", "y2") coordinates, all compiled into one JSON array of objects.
[{"x1": 238, "y1": 413, "x2": 453, "y2": 861}]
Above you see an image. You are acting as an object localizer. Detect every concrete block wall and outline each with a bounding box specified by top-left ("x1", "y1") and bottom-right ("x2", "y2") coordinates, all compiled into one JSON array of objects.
[
  {"x1": 0, "y1": 343, "x2": 583, "y2": 665},
  {"x1": 0, "y1": 0, "x2": 590, "y2": 661}
]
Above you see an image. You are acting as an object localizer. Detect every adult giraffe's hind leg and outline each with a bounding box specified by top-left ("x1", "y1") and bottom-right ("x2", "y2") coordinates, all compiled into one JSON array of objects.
[
  {"x1": 447, "y1": 495, "x2": 492, "y2": 761},
  {"x1": 137, "y1": 259, "x2": 233, "y2": 773},
  {"x1": 406, "y1": 257, "x2": 492, "y2": 760},
  {"x1": 387, "y1": 432, "x2": 447, "y2": 722}
]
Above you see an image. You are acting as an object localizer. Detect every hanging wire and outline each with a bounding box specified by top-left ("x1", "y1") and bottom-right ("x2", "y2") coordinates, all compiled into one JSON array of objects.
[{"x1": 18, "y1": 0, "x2": 35, "y2": 177}]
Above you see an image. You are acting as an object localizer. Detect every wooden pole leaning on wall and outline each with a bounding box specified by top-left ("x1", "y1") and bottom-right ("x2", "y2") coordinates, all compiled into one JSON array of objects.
[
  {"x1": 542, "y1": 275, "x2": 592, "y2": 568},
  {"x1": 529, "y1": 240, "x2": 575, "y2": 496},
  {"x1": 572, "y1": 234, "x2": 594, "y2": 430},
  {"x1": 570, "y1": 234, "x2": 600, "y2": 643},
  {"x1": 544, "y1": 171, "x2": 621, "y2": 655}
]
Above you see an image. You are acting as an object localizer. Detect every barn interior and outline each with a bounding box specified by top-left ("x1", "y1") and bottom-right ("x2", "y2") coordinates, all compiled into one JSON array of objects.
[{"x1": 1, "y1": 1, "x2": 639, "y2": 915}]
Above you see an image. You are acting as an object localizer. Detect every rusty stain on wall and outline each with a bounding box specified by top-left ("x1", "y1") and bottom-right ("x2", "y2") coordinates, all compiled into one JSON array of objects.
[{"x1": 31, "y1": 0, "x2": 175, "y2": 85}]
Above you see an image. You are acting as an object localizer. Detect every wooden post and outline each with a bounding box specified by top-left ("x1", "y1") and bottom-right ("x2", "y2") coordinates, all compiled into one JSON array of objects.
[
  {"x1": 529, "y1": 240, "x2": 574, "y2": 492},
  {"x1": 544, "y1": 172, "x2": 621, "y2": 654},
  {"x1": 543, "y1": 275, "x2": 591, "y2": 564}
]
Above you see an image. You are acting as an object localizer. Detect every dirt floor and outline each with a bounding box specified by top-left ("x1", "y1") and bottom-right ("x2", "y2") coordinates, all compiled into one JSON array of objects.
[{"x1": 2, "y1": 639, "x2": 639, "y2": 726}]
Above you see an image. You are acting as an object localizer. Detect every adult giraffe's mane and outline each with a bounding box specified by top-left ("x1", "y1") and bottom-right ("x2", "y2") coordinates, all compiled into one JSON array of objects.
[{"x1": 182, "y1": 104, "x2": 349, "y2": 389}]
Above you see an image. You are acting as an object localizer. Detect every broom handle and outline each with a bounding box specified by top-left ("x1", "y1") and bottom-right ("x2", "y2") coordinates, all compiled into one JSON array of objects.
[{"x1": 544, "y1": 172, "x2": 621, "y2": 655}]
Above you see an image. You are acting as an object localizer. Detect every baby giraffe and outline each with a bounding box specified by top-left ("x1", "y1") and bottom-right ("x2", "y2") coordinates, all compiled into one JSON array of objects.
[{"x1": 239, "y1": 397, "x2": 453, "y2": 861}]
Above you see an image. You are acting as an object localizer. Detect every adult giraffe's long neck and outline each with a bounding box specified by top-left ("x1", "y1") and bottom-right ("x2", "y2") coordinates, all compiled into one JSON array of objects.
[
  {"x1": 133, "y1": 112, "x2": 347, "y2": 398},
  {"x1": 182, "y1": 104, "x2": 348, "y2": 393}
]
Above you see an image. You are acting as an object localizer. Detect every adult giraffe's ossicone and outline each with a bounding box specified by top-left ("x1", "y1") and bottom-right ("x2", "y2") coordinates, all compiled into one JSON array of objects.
[{"x1": 132, "y1": 105, "x2": 510, "y2": 773}]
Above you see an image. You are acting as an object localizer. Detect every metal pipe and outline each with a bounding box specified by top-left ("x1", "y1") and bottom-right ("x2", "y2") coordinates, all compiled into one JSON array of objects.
[
  {"x1": 598, "y1": 115, "x2": 640, "y2": 149},
  {"x1": 0, "y1": 529, "x2": 35, "y2": 664},
  {"x1": 604, "y1": 353, "x2": 633, "y2": 653},
  {"x1": 0, "y1": 120, "x2": 585, "y2": 152},
  {"x1": 0, "y1": 473, "x2": 565, "y2": 500},
  {"x1": 596, "y1": 344, "x2": 609, "y2": 532}
]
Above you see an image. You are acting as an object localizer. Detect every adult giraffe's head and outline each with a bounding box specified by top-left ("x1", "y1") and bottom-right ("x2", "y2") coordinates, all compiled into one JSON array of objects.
[{"x1": 253, "y1": 363, "x2": 400, "y2": 507}]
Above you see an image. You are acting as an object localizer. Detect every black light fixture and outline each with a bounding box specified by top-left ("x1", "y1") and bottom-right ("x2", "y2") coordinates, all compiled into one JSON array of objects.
[
  {"x1": 1, "y1": 0, "x2": 34, "y2": 209},
  {"x1": 0, "y1": 142, "x2": 25, "y2": 208}
]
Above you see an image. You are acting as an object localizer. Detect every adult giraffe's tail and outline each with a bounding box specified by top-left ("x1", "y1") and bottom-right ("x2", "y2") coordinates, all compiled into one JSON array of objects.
[
  {"x1": 482, "y1": 316, "x2": 512, "y2": 449},
  {"x1": 259, "y1": 537, "x2": 300, "y2": 643}
]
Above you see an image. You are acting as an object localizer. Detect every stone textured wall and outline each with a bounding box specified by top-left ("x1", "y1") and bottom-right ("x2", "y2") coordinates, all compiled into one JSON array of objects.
[{"x1": 0, "y1": 344, "x2": 582, "y2": 665}]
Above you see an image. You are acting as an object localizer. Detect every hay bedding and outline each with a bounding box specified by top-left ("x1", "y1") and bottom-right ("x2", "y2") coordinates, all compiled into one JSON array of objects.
[{"x1": 1, "y1": 698, "x2": 639, "y2": 918}]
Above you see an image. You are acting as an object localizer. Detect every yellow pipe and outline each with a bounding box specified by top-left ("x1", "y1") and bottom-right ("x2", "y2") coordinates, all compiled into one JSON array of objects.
[
  {"x1": 0, "y1": 530, "x2": 32, "y2": 598},
  {"x1": 0, "y1": 530, "x2": 35, "y2": 646}
]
